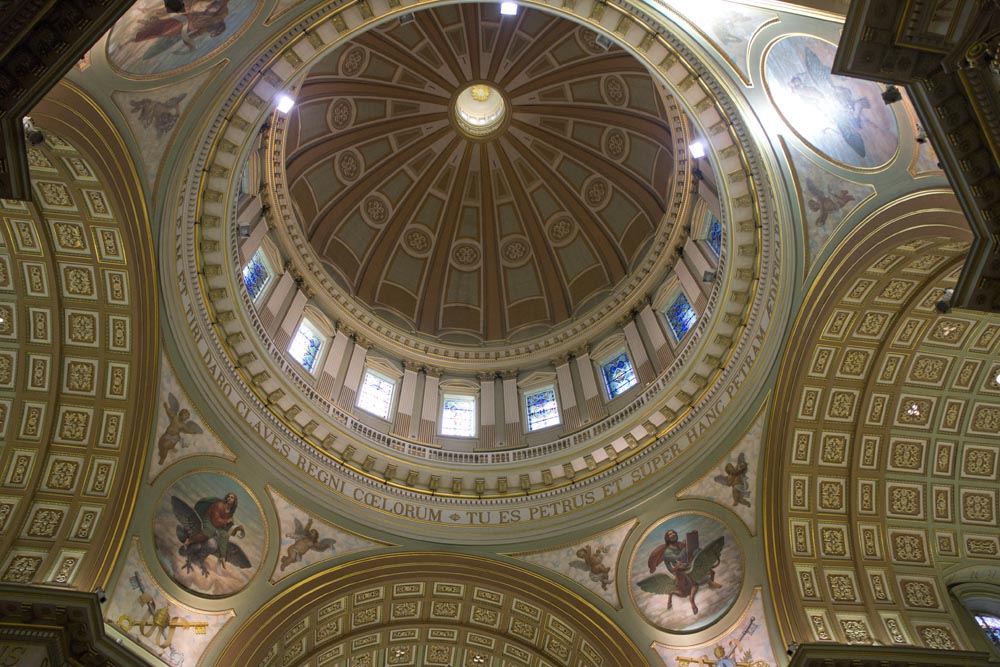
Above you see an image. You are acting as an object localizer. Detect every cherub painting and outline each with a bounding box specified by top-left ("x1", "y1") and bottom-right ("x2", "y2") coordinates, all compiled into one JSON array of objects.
[
  {"x1": 158, "y1": 392, "x2": 203, "y2": 465},
  {"x1": 280, "y1": 517, "x2": 336, "y2": 571},
  {"x1": 630, "y1": 514, "x2": 743, "y2": 632},
  {"x1": 571, "y1": 544, "x2": 612, "y2": 591},
  {"x1": 154, "y1": 472, "x2": 264, "y2": 597},
  {"x1": 765, "y1": 35, "x2": 899, "y2": 169},
  {"x1": 714, "y1": 451, "x2": 751, "y2": 507},
  {"x1": 107, "y1": 0, "x2": 259, "y2": 76},
  {"x1": 267, "y1": 487, "x2": 388, "y2": 582}
]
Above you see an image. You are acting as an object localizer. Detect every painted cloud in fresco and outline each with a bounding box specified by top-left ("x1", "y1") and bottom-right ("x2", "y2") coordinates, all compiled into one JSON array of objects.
[
  {"x1": 106, "y1": 0, "x2": 260, "y2": 76},
  {"x1": 653, "y1": 588, "x2": 777, "y2": 667},
  {"x1": 508, "y1": 520, "x2": 637, "y2": 607},
  {"x1": 268, "y1": 486, "x2": 391, "y2": 582},
  {"x1": 765, "y1": 35, "x2": 899, "y2": 169},
  {"x1": 105, "y1": 539, "x2": 234, "y2": 667}
]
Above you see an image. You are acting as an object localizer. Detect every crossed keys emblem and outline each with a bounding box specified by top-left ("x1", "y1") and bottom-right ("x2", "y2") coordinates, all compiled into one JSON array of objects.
[{"x1": 119, "y1": 571, "x2": 207, "y2": 656}]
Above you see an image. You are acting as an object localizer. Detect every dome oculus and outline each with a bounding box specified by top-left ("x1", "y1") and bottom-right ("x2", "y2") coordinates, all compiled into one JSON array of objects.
[{"x1": 454, "y1": 83, "x2": 506, "y2": 137}]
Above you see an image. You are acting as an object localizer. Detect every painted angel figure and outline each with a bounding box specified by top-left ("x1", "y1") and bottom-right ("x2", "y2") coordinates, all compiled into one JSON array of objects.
[
  {"x1": 638, "y1": 530, "x2": 724, "y2": 615},
  {"x1": 158, "y1": 392, "x2": 203, "y2": 464},
  {"x1": 805, "y1": 177, "x2": 855, "y2": 227},
  {"x1": 571, "y1": 544, "x2": 613, "y2": 590},
  {"x1": 788, "y1": 47, "x2": 872, "y2": 159},
  {"x1": 713, "y1": 452, "x2": 751, "y2": 507},
  {"x1": 280, "y1": 517, "x2": 336, "y2": 571},
  {"x1": 172, "y1": 493, "x2": 250, "y2": 576}
]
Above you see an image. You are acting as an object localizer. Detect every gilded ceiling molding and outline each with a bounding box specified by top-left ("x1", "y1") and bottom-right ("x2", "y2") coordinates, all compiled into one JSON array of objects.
[
  {"x1": 216, "y1": 551, "x2": 649, "y2": 666},
  {"x1": 161, "y1": 0, "x2": 790, "y2": 542},
  {"x1": 764, "y1": 189, "x2": 983, "y2": 650}
]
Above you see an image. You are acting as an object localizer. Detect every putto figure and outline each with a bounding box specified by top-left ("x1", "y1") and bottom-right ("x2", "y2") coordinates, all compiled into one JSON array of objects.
[
  {"x1": 280, "y1": 517, "x2": 336, "y2": 571},
  {"x1": 158, "y1": 392, "x2": 203, "y2": 464}
]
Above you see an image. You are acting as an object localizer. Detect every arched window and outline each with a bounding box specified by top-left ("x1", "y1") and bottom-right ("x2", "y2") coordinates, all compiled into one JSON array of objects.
[
  {"x1": 600, "y1": 351, "x2": 637, "y2": 399},
  {"x1": 242, "y1": 247, "x2": 272, "y2": 302},
  {"x1": 288, "y1": 317, "x2": 324, "y2": 373},
  {"x1": 520, "y1": 372, "x2": 560, "y2": 433},
  {"x1": 439, "y1": 380, "x2": 479, "y2": 438},
  {"x1": 356, "y1": 358, "x2": 400, "y2": 420},
  {"x1": 665, "y1": 291, "x2": 697, "y2": 341},
  {"x1": 976, "y1": 613, "x2": 1000, "y2": 651},
  {"x1": 705, "y1": 210, "x2": 722, "y2": 257}
]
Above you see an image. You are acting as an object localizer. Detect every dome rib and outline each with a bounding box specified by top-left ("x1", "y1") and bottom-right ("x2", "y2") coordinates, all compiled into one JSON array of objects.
[
  {"x1": 500, "y1": 131, "x2": 626, "y2": 284},
  {"x1": 356, "y1": 134, "x2": 465, "y2": 303}
]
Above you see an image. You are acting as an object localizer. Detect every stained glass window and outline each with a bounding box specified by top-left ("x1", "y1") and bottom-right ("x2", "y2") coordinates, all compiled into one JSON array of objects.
[
  {"x1": 356, "y1": 370, "x2": 395, "y2": 420},
  {"x1": 666, "y1": 292, "x2": 697, "y2": 340},
  {"x1": 242, "y1": 249, "x2": 271, "y2": 302},
  {"x1": 706, "y1": 212, "x2": 722, "y2": 257},
  {"x1": 525, "y1": 387, "x2": 559, "y2": 431},
  {"x1": 289, "y1": 318, "x2": 323, "y2": 373},
  {"x1": 602, "y1": 352, "x2": 638, "y2": 399},
  {"x1": 977, "y1": 614, "x2": 1000, "y2": 651},
  {"x1": 441, "y1": 394, "x2": 476, "y2": 437}
]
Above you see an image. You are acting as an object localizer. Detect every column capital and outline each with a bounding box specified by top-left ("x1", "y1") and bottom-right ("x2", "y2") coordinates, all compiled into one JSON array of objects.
[
  {"x1": 402, "y1": 359, "x2": 422, "y2": 372},
  {"x1": 500, "y1": 369, "x2": 519, "y2": 381},
  {"x1": 571, "y1": 345, "x2": 591, "y2": 359},
  {"x1": 477, "y1": 371, "x2": 497, "y2": 382},
  {"x1": 550, "y1": 353, "x2": 573, "y2": 367}
]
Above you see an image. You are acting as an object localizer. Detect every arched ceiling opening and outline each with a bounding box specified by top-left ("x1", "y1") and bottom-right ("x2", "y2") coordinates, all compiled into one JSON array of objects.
[
  {"x1": 765, "y1": 190, "x2": 990, "y2": 651},
  {"x1": 217, "y1": 552, "x2": 648, "y2": 666}
]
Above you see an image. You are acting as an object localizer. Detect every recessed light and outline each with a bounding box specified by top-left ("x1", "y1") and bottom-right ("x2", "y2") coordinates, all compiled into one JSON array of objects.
[
  {"x1": 689, "y1": 140, "x2": 706, "y2": 159},
  {"x1": 500, "y1": 1, "x2": 518, "y2": 16},
  {"x1": 276, "y1": 94, "x2": 295, "y2": 114}
]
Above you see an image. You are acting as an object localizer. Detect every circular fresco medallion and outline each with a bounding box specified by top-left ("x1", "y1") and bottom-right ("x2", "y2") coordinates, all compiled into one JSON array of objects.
[
  {"x1": 763, "y1": 35, "x2": 899, "y2": 169},
  {"x1": 153, "y1": 471, "x2": 265, "y2": 598},
  {"x1": 629, "y1": 513, "x2": 743, "y2": 633},
  {"x1": 106, "y1": 0, "x2": 260, "y2": 77}
]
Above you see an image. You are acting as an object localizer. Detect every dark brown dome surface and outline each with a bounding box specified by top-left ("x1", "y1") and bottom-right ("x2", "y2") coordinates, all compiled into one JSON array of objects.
[{"x1": 283, "y1": 3, "x2": 674, "y2": 344}]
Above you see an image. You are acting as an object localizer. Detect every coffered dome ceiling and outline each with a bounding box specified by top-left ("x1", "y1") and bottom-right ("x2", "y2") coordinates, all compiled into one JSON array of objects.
[{"x1": 283, "y1": 4, "x2": 674, "y2": 344}]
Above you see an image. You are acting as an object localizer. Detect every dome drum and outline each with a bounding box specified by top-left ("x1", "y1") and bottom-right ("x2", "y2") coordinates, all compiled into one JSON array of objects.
[{"x1": 178, "y1": 0, "x2": 777, "y2": 540}]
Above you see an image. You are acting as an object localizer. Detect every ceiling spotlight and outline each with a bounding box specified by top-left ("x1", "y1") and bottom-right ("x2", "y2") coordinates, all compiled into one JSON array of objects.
[
  {"x1": 688, "y1": 140, "x2": 706, "y2": 159},
  {"x1": 500, "y1": 1, "x2": 518, "y2": 16},
  {"x1": 994, "y1": 368, "x2": 1000, "y2": 386},
  {"x1": 703, "y1": 270, "x2": 717, "y2": 283},
  {"x1": 398, "y1": 12, "x2": 415, "y2": 23},
  {"x1": 881, "y1": 84, "x2": 902, "y2": 105},
  {"x1": 906, "y1": 403, "x2": 921, "y2": 418},
  {"x1": 276, "y1": 94, "x2": 295, "y2": 114},
  {"x1": 163, "y1": 0, "x2": 185, "y2": 12},
  {"x1": 915, "y1": 125, "x2": 927, "y2": 144}
]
